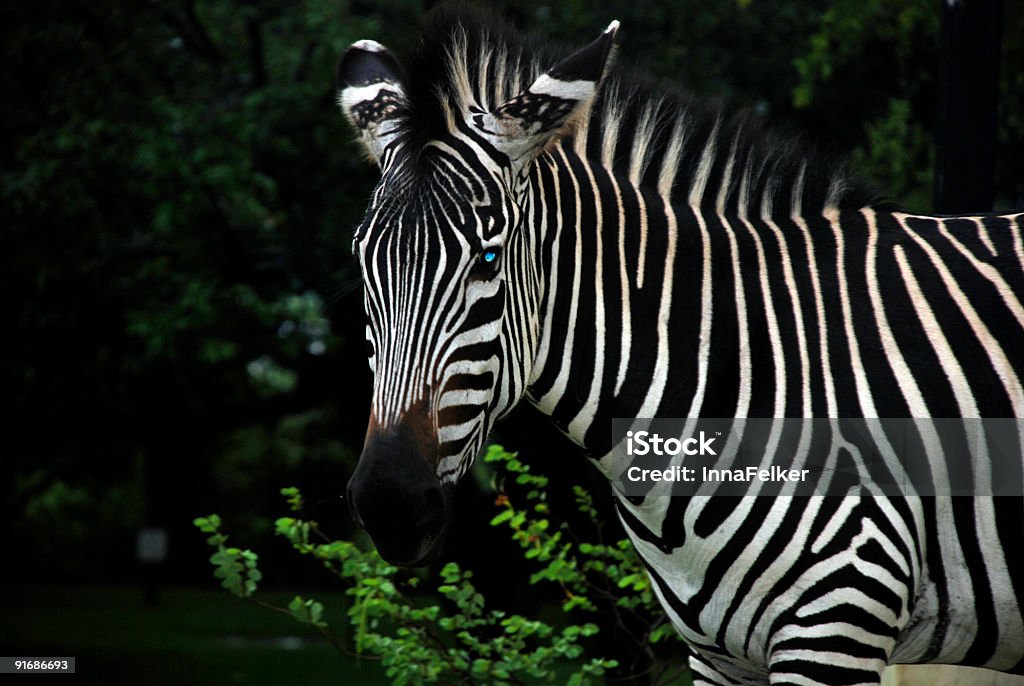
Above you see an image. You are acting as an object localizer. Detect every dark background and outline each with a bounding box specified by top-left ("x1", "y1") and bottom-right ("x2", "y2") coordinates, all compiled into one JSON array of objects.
[{"x1": 3, "y1": 0, "x2": 1022, "y2": 682}]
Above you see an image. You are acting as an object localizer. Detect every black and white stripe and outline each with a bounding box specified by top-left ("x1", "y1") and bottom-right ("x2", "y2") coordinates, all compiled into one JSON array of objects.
[{"x1": 339, "y1": 7, "x2": 1024, "y2": 684}]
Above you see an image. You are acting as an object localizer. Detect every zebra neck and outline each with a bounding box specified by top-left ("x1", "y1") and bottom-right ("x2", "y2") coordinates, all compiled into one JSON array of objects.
[
  {"x1": 524, "y1": 146, "x2": 718, "y2": 454},
  {"x1": 521, "y1": 154, "x2": 821, "y2": 455}
]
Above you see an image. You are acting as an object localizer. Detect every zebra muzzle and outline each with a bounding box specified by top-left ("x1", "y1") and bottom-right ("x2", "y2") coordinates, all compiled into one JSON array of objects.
[{"x1": 346, "y1": 413, "x2": 450, "y2": 566}]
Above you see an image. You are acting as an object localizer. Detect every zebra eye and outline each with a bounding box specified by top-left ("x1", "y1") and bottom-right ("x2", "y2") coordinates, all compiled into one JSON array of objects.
[
  {"x1": 365, "y1": 338, "x2": 375, "y2": 358},
  {"x1": 471, "y1": 246, "x2": 502, "y2": 279}
]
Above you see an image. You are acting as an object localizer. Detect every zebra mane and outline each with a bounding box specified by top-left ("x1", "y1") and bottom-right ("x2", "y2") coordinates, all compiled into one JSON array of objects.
[{"x1": 397, "y1": 4, "x2": 877, "y2": 216}]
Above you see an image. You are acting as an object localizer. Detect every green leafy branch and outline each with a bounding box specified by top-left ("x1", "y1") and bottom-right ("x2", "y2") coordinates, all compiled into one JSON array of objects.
[
  {"x1": 484, "y1": 446, "x2": 685, "y2": 680},
  {"x1": 195, "y1": 446, "x2": 686, "y2": 685},
  {"x1": 196, "y1": 501, "x2": 617, "y2": 682}
]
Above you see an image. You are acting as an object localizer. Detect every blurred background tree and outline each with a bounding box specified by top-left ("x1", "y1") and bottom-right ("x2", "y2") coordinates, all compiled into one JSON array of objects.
[{"x1": 2, "y1": 0, "x2": 1021, "y2": 681}]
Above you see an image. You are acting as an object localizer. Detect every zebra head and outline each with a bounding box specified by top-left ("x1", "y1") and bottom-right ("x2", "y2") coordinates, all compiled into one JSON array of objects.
[{"x1": 337, "y1": 20, "x2": 618, "y2": 565}]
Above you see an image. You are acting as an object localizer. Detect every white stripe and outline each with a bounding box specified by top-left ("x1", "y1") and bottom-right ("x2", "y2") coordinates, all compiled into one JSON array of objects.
[
  {"x1": 688, "y1": 118, "x2": 720, "y2": 207},
  {"x1": 351, "y1": 39, "x2": 387, "y2": 52},
  {"x1": 935, "y1": 219, "x2": 1024, "y2": 334},
  {"x1": 437, "y1": 388, "x2": 491, "y2": 411},
  {"x1": 338, "y1": 82, "x2": 402, "y2": 111},
  {"x1": 535, "y1": 148, "x2": 584, "y2": 417},
  {"x1": 793, "y1": 172, "x2": 837, "y2": 417},
  {"x1": 612, "y1": 172, "x2": 632, "y2": 396},
  {"x1": 716, "y1": 136, "x2": 751, "y2": 417},
  {"x1": 568, "y1": 156, "x2": 606, "y2": 438},
  {"x1": 972, "y1": 215, "x2": 999, "y2": 257},
  {"x1": 529, "y1": 74, "x2": 596, "y2": 101},
  {"x1": 684, "y1": 202, "x2": 712, "y2": 418},
  {"x1": 528, "y1": 158, "x2": 559, "y2": 387},
  {"x1": 657, "y1": 113, "x2": 688, "y2": 199},
  {"x1": 762, "y1": 194, "x2": 810, "y2": 417},
  {"x1": 829, "y1": 209, "x2": 885, "y2": 421},
  {"x1": 739, "y1": 167, "x2": 786, "y2": 418},
  {"x1": 862, "y1": 209, "x2": 931, "y2": 417},
  {"x1": 635, "y1": 183, "x2": 650, "y2": 289}
]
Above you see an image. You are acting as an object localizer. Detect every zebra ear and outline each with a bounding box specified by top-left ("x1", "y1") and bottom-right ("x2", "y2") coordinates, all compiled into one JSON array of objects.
[
  {"x1": 472, "y1": 20, "x2": 619, "y2": 172},
  {"x1": 337, "y1": 40, "x2": 408, "y2": 167}
]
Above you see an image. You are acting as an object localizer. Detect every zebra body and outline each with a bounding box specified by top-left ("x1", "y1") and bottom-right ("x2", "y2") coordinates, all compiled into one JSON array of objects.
[
  {"x1": 338, "y1": 7, "x2": 1024, "y2": 684},
  {"x1": 525, "y1": 150, "x2": 1024, "y2": 682}
]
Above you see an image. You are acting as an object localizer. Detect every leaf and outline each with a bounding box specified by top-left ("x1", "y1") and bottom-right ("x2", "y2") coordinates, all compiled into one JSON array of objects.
[
  {"x1": 288, "y1": 595, "x2": 325, "y2": 627},
  {"x1": 483, "y1": 444, "x2": 510, "y2": 462},
  {"x1": 490, "y1": 509, "x2": 514, "y2": 526},
  {"x1": 193, "y1": 514, "x2": 221, "y2": 533},
  {"x1": 280, "y1": 486, "x2": 304, "y2": 512}
]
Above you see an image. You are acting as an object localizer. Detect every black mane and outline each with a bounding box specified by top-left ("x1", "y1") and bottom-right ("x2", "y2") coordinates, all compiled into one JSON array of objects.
[{"x1": 394, "y1": 3, "x2": 878, "y2": 216}]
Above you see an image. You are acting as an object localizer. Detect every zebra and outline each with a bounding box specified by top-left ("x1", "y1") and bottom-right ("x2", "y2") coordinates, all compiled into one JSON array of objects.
[{"x1": 337, "y1": 6, "x2": 1024, "y2": 685}]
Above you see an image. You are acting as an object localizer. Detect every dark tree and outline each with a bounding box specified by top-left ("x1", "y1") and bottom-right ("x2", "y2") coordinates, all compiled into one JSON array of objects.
[{"x1": 933, "y1": 0, "x2": 1004, "y2": 213}]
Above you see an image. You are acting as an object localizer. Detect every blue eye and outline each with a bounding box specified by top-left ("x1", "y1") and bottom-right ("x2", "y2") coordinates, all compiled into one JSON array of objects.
[{"x1": 472, "y1": 246, "x2": 502, "y2": 280}]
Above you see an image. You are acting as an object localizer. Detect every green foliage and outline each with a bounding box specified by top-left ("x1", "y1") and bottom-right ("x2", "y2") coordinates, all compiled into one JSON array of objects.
[
  {"x1": 852, "y1": 99, "x2": 933, "y2": 209},
  {"x1": 792, "y1": 0, "x2": 937, "y2": 109},
  {"x1": 194, "y1": 514, "x2": 263, "y2": 598},
  {"x1": 790, "y1": 0, "x2": 940, "y2": 209},
  {"x1": 4, "y1": 0, "x2": 389, "y2": 578},
  {"x1": 197, "y1": 448, "x2": 687, "y2": 685},
  {"x1": 483, "y1": 445, "x2": 672, "y2": 630}
]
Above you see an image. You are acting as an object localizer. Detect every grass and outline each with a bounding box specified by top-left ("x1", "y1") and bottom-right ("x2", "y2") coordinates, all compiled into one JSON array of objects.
[{"x1": 2, "y1": 583, "x2": 387, "y2": 685}]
